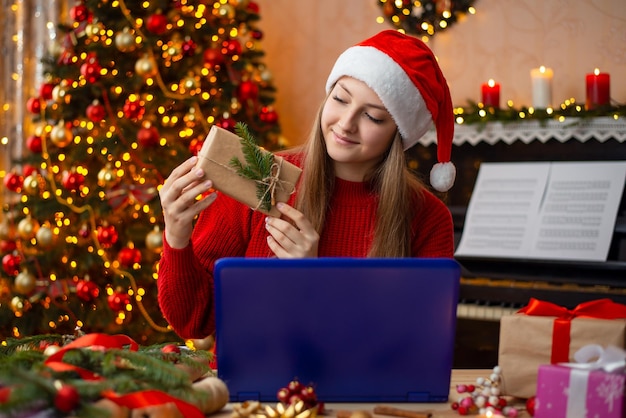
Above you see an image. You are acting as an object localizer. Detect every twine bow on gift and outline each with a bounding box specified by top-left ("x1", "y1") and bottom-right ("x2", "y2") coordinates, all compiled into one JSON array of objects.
[
  {"x1": 106, "y1": 183, "x2": 158, "y2": 210},
  {"x1": 518, "y1": 298, "x2": 626, "y2": 363}
]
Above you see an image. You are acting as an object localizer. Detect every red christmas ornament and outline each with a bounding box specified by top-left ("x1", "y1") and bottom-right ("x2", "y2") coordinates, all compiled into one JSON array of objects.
[
  {"x1": 54, "y1": 384, "x2": 80, "y2": 413},
  {"x1": 247, "y1": 1, "x2": 260, "y2": 13},
  {"x1": 69, "y1": 4, "x2": 89, "y2": 22},
  {"x1": 123, "y1": 98, "x2": 145, "y2": 120},
  {"x1": 62, "y1": 170, "x2": 85, "y2": 192},
  {"x1": 0, "y1": 386, "x2": 11, "y2": 403},
  {"x1": 26, "y1": 97, "x2": 42, "y2": 114},
  {"x1": 3, "y1": 172, "x2": 23, "y2": 192},
  {"x1": 80, "y1": 59, "x2": 102, "y2": 83},
  {"x1": 250, "y1": 29, "x2": 263, "y2": 40},
  {"x1": 182, "y1": 38, "x2": 197, "y2": 56},
  {"x1": 260, "y1": 106, "x2": 279, "y2": 124},
  {"x1": 203, "y1": 47, "x2": 225, "y2": 67},
  {"x1": 189, "y1": 137, "x2": 204, "y2": 155},
  {"x1": 238, "y1": 80, "x2": 259, "y2": 102},
  {"x1": 118, "y1": 246, "x2": 142, "y2": 267},
  {"x1": 221, "y1": 39, "x2": 242, "y2": 56},
  {"x1": 161, "y1": 344, "x2": 181, "y2": 354},
  {"x1": 22, "y1": 164, "x2": 37, "y2": 177},
  {"x1": 26, "y1": 135, "x2": 42, "y2": 153},
  {"x1": 97, "y1": 224, "x2": 118, "y2": 247},
  {"x1": 146, "y1": 13, "x2": 168, "y2": 34},
  {"x1": 86, "y1": 101, "x2": 106, "y2": 122},
  {"x1": 107, "y1": 290, "x2": 131, "y2": 311},
  {"x1": 137, "y1": 125, "x2": 160, "y2": 147},
  {"x1": 2, "y1": 253, "x2": 21, "y2": 276},
  {"x1": 39, "y1": 82, "x2": 55, "y2": 100},
  {"x1": 76, "y1": 279, "x2": 100, "y2": 302},
  {"x1": 526, "y1": 396, "x2": 536, "y2": 416},
  {"x1": 0, "y1": 239, "x2": 17, "y2": 253}
]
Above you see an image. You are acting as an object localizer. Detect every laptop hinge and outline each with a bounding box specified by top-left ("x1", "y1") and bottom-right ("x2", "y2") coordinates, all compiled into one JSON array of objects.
[
  {"x1": 235, "y1": 392, "x2": 260, "y2": 401},
  {"x1": 407, "y1": 392, "x2": 431, "y2": 402}
]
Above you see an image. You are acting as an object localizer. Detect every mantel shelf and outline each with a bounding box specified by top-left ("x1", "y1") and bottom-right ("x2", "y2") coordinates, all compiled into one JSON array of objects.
[{"x1": 420, "y1": 116, "x2": 626, "y2": 146}]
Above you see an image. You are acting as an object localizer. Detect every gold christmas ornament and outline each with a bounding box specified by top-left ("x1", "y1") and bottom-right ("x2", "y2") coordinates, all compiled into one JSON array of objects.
[
  {"x1": 17, "y1": 216, "x2": 40, "y2": 240},
  {"x1": 85, "y1": 21, "x2": 104, "y2": 39},
  {"x1": 35, "y1": 225, "x2": 55, "y2": 249},
  {"x1": 115, "y1": 27, "x2": 136, "y2": 52},
  {"x1": 135, "y1": 54, "x2": 157, "y2": 77},
  {"x1": 145, "y1": 226, "x2": 163, "y2": 253},
  {"x1": 10, "y1": 295, "x2": 31, "y2": 314},
  {"x1": 97, "y1": 164, "x2": 119, "y2": 188},
  {"x1": 50, "y1": 121, "x2": 73, "y2": 148},
  {"x1": 14, "y1": 270, "x2": 37, "y2": 296},
  {"x1": 52, "y1": 83, "x2": 69, "y2": 103},
  {"x1": 23, "y1": 174, "x2": 43, "y2": 195}
]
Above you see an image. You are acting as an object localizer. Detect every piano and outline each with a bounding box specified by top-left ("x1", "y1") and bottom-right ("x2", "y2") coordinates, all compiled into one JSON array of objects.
[{"x1": 410, "y1": 116, "x2": 626, "y2": 367}]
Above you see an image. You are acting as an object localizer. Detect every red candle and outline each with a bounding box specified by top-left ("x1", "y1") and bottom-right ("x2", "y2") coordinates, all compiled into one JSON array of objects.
[
  {"x1": 481, "y1": 79, "x2": 500, "y2": 108},
  {"x1": 585, "y1": 69, "x2": 610, "y2": 109}
]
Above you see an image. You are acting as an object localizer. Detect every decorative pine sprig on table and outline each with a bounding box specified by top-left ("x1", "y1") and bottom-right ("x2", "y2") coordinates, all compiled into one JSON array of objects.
[{"x1": 230, "y1": 122, "x2": 275, "y2": 212}]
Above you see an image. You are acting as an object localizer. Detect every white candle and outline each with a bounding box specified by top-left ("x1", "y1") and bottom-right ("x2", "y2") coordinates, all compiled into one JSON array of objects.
[{"x1": 530, "y1": 66, "x2": 553, "y2": 108}]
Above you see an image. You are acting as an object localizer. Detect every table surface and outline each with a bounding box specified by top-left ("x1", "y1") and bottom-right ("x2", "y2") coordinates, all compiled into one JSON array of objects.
[{"x1": 215, "y1": 370, "x2": 532, "y2": 418}]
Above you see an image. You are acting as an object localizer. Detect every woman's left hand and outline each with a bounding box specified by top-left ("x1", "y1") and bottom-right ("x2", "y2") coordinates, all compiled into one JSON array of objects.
[{"x1": 265, "y1": 203, "x2": 319, "y2": 258}]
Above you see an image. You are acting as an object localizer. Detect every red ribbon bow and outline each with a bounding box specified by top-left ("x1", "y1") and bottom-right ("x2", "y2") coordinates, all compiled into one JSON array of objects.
[
  {"x1": 44, "y1": 333, "x2": 204, "y2": 417},
  {"x1": 518, "y1": 298, "x2": 626, "y2": 363}
]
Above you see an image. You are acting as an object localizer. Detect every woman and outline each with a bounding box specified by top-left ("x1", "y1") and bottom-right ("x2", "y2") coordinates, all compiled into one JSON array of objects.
[{"x1": 157, "y1": 30, "x2": 456, "y2": 339}]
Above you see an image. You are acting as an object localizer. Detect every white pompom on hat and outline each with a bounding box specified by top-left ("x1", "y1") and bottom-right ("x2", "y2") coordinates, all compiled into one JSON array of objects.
[{"x1": 325, "y1": 30, "x2": 456, "y2": 192}]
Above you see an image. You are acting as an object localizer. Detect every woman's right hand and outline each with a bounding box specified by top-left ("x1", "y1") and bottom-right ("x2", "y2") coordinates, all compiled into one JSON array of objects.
[{"x1": 159, "y1": 156, "x2": 217, "y2": 249}]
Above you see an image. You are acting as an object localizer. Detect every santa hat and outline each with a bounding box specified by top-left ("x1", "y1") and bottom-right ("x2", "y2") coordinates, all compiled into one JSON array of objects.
[{"x1": 325, "y1": 30, "x2": 456, "y2": 192}]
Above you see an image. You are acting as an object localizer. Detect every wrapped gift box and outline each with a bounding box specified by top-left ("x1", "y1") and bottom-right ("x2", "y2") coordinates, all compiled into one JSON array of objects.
[
  {"x1": 195, "y1": 125, "x2": 302, "y2": 217},
  {"x1": 498, "y1": 298, "x2": 626, "y2": 398},
  {"x1": 534, "y1": 363, "x2": 625, "y2": 418}
]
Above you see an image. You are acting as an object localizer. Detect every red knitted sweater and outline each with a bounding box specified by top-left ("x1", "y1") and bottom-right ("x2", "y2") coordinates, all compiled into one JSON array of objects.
[{"x1": 157, "y1": 153, "x2": 454, "y2": 339}]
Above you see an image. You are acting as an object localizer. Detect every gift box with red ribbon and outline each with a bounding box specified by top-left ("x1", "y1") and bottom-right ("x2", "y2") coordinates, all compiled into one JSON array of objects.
[
  {"x1": 534, "y1": 345, "x2": 626, "y2": 418},
  {"x1": 498, "y1": 298, "x2": 626, "y2": 398}
]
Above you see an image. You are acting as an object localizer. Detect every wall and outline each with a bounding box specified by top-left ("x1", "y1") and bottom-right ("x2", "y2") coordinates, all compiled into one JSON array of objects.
[{"x1": 255, "y1": 0, "x2": 626, "y2": 145}]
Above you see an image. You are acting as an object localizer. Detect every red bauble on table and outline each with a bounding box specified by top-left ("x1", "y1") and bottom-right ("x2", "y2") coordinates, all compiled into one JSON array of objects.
[
  {"x1": 54, "y1": 384, "x2": 80, "y2": 413},
  {"x1": 146, "y1": 13, "x2": 168, "y2": 34},
  {"x1": 137, "y1": 125, "x2": 160, "y2": 147},
  {"x1": 526, "y1": 396, "x2": 535, "y2": 416}
]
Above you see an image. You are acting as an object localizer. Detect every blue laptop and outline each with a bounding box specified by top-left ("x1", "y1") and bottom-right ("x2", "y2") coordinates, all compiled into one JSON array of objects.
[{"x1": 214, "y1": 257, "x2": 460, "y2": 403}]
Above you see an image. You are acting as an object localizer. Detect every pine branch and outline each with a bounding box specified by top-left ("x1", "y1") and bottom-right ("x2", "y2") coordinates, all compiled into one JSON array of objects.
[{"x1": 230, "y1": 122, "x2": 275, "y2": 211}]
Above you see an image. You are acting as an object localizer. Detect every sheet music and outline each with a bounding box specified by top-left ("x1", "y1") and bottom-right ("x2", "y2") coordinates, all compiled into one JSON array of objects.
[{"x1": 455, "y1": 161, "x2": 626, "y2": 262}]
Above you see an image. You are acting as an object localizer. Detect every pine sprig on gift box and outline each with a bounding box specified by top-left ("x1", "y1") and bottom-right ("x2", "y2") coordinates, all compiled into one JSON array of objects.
[{"x1": 230, "y1": 122, "x2": 275, "y2": 212}]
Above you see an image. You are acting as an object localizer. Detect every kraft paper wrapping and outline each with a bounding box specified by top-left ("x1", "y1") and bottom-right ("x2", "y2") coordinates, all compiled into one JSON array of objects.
[
  {"x1": 498, "y1": 314, "x2": 626, "y2": 399},
  {"x1": 195, "y1": 126, "x2": 302, "y2": 217}
]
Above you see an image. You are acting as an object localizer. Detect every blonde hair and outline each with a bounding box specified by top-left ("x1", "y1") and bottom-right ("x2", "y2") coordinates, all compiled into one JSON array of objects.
[{"x1": 291, "y1": 99, "x2": 425, "y2": 257}]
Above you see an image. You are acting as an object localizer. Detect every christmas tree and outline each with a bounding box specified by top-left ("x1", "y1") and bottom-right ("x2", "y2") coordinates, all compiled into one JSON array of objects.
[{"x1": 0, "y1": 0, "x2": 280, "y2": 345}]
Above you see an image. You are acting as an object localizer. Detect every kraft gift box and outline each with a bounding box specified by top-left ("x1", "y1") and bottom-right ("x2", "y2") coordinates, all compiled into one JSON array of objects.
[
  {"x1": 195, "y1": 125, "x2": 302, "y2": 217},
  {"x1": 498, "y1": 298, "x2": 626, "y2": 399}
]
